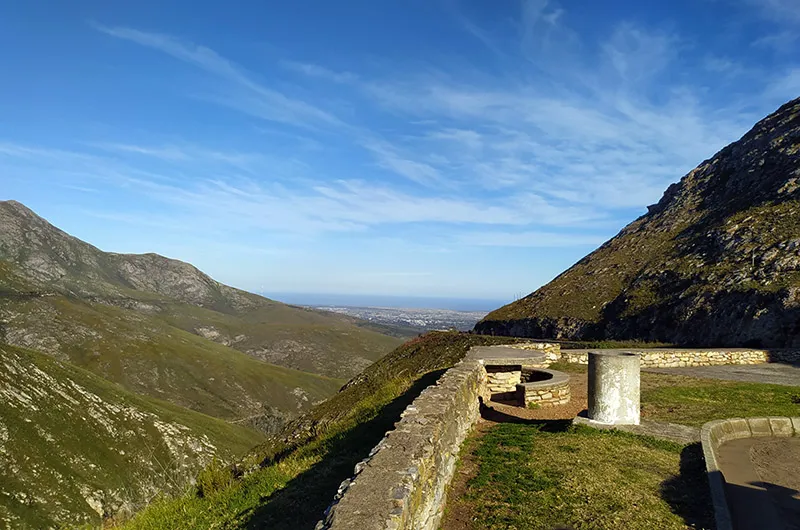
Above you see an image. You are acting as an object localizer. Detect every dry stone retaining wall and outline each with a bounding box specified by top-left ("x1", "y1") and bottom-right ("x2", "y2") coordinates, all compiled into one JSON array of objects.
[
  {"x1": 517, "y1": 377, "x2": 570, "y2": 408},
  {"x1": 317, "y1": 360, "x2": 486, "y2": 530},
  {"x1": 507, "y1": 342, "x2": 561, "y2": 363},
  {"x1": 557, "y1": 348, "x2": 800, "y2": 367},
  {"x1": 485, "y1": 365, "x2": 522, "y2": 394}
]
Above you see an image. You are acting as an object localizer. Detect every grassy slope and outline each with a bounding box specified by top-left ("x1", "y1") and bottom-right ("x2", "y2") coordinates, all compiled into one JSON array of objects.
[
  {"x1": 2, "y1": 294, "x2": 344, "y2": 421},
  {"x1": 121, "y1": 332, "x2": 800, "y2": 529},
  {"x1": 157, "y1": 302, "x2": 402, "y2": 379},
  {"x1": 119, "y1": 332, "x2": 525, "y2": 529},
  {"x1": 0, "y1": 343, "x2": 265, "y2": 530},
  {"x1": 448, "y1": 424, "x2": 712, "y2": 530}
]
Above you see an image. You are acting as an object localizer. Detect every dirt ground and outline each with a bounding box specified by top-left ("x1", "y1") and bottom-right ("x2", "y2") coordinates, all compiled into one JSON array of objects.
[
  {"x1": 718, "y1": 437, "x2": 800, "y2": 530},
  {"x1": 441, "y1": 377, "x2": 589, "y2": 530}
]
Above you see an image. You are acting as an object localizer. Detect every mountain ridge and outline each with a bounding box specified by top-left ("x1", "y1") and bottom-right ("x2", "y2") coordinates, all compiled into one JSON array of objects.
[
  {"x1": 0, "y1": 201, "x2": 400, "y2": 424},
  {"x1": 476, "y1": 97, "x2": 800, "y2": 347}
]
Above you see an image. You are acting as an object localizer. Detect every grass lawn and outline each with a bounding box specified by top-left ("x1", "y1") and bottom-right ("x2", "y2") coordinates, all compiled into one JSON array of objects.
[
  {"x1": 445, "y1": 424, "x2": 713, "y2": 530},
  {"x1": 549, "y1": 361, "x2": 800, "y2": 426}
]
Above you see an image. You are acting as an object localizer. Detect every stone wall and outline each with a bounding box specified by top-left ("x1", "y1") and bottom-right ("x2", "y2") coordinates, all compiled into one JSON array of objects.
[
  {"x1": 517, "y1": 378, "x2": 570, "y2": 408},
  {"x1": 507, "y1": 342, "x2": 561, "y2": 363},
  {"x1": 556, "y1": 348, "x2": 800, "y2": 367},
  {"x1": 485, "y1": 365, "x2": 522, "y2": 395},
  {"x1": 318, "y1": 360, "x2": 486, "y2": 530}
]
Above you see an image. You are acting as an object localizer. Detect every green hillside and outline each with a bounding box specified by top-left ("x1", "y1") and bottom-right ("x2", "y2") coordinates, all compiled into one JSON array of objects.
[
  {"x1": 120, "y1": 332, "x2": 524, "y2": 529},
  {"x1": 0, "y1": 200, "x2": 401, "y2": 382},
  {"x1": 0, "y1": 200, "x2": 400, "y2": 427},
  {"x1": 1, "y1": 290, "x2": 344, "y2": 423},
  {"x1": 0, "y1": 343, "x2": 265, "y2": 529}
]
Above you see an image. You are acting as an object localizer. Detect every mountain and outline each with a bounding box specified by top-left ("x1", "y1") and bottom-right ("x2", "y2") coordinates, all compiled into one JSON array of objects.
[
  {"x1": 0, "y1": 200, "x2": 400, "y2": 425},
  {"x1": 0, "y1": 342, "x2": 265, "y2": 529},
  {"x1": 476, "y1": 97, "x2": 800, "y2": 347}
]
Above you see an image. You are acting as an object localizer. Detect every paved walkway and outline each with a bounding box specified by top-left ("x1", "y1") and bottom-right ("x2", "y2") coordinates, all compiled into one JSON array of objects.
[{"x1": 643, "y1": 362, "x2": 800, "y2": 387}]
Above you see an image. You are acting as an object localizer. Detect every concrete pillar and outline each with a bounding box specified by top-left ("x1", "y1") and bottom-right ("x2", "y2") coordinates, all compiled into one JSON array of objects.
[{"x1": 587, "y1": 351, "x2": 640, "y2": 425}]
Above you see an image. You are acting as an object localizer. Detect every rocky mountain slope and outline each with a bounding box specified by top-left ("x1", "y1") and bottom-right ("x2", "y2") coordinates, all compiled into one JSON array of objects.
[
  {"x1": 476, "y1": 97, "x2": 800, "y2": 347},
  {"x1": 0, "y1": 201, "x2": 400, "y2": 427},
  {"x1": 0, "y1": 342, "x2": 264, "y2": 529},
  {"x1": 0, "y1": 200, "x2": 401, "y2": 380}
]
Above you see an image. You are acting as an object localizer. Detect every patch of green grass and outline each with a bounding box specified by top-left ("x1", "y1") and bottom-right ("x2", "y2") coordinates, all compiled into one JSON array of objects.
[
  {"x1": 548, "y1": 362, "x2": 799, "y2": 426},
  {"x1": 451, "y1": 423, "x2": 712, "y2": 530},
  {"x1": 641, "y1": 373, "x2": 800, "y2": 426}
]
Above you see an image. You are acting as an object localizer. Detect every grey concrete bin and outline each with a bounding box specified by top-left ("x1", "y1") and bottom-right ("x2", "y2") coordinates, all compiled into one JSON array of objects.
[{"x1": 587, "y1": 351, "x2": 641, "y2": 425}]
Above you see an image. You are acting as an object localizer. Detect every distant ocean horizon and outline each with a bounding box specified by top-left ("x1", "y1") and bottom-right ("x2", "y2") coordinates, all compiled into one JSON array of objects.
[{"x1": 263, "y1": 292, "x2": 509, "y2": 312}]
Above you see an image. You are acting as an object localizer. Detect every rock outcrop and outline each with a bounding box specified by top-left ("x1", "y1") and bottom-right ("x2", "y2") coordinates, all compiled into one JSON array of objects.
[{"x1": 476, "y1": 97, "x2": 800, "y2": 347}]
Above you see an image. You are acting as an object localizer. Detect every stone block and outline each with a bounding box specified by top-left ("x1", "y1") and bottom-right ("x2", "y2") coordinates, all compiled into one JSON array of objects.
[
  {"x1": 747, "y1": 417, "x2": 772, "y2": 437},
  {"x1": 721, "y1": 418, "x2": 751, "y2": 441},
  {"x1": 768, "y1": 417, "x2": 794, "y2": 437},
  {"x1": 791, "y1": 417, "x2": 800, "y2": 433}
]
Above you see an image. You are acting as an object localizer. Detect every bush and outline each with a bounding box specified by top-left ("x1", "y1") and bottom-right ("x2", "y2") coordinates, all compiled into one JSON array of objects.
[{"x1": 195, "y1": 458, "x2": 235, "y2": 498}]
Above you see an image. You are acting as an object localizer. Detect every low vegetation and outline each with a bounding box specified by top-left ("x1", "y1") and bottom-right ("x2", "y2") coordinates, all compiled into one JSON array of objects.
[
  {"x1": 118, "y1": 332, "x2": 523, "y2": 529},
  {"x1": 641, "y1": 373, "x2": 800, "y2": 426},
  {"x1": 445, "y1": 424, "x2": 712, "y2": 530},
  {"x1": 0, "y1": 344, "x2": 265, "y2": 529}
]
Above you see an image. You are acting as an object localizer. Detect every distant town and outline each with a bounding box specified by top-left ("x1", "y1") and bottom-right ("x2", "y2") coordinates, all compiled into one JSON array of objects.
[{"x1": 310, "y1": 305, "x2": 488, "y2": 332}]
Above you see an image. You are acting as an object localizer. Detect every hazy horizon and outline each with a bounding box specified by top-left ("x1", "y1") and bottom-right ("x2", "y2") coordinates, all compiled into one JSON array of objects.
[{"x1": 265, "y1": 291, "x2": 507, "y2": 312}]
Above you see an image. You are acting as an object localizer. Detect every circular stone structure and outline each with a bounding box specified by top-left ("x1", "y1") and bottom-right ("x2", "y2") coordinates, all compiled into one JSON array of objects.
[
  {"x1": 515, "y1": 368, "x2": 571, "y2": 408},
  {"x1": 587, "y1": 351, "x2": 640, "y2": 425}
]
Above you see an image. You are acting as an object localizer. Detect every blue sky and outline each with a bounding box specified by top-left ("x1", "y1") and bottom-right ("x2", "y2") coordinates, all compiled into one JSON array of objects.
[{"x1": 1, "y1": 0, "x2": 799, "y2": 303}]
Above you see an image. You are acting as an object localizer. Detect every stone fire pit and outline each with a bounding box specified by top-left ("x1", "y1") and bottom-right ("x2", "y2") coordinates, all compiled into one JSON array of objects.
[{"x1": 516, "y1": 369, "x2": 571, "y2": 408}]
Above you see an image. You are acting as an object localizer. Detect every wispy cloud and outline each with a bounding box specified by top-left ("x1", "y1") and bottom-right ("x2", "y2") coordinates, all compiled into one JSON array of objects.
[
  {"x1": 743, "y1": 0, "x2": 800, "y2": 23},
  {"x1": 94, "y1": 24, "x2": 342, "y2": 129},
  {"x1": 281, "y1": 61, "x2": 357, "y2": 83},
  {"x1": 457, "y1": 230, "x2": 606, "y2": 248},
  {"x1": 360, "y1": 139, "x2": 443, "y2": 186}
]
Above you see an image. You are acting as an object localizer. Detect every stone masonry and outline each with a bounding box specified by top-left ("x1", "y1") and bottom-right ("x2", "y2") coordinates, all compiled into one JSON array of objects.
[
  {"x1": 558, "y1": 348, "x2": 800, "y2": 367},
  {"x1": 316, "y1": 344, "x2": 794, "y2": 530},
  {"x1": 317, "y1": 359, "x2": 486, "y2": 530},
  {"x1": 517, "y1": 377, "x2": 570, "y2": 408},
  {"x1": 485, "y1": 365, "x2": 522, "y2": 394}
]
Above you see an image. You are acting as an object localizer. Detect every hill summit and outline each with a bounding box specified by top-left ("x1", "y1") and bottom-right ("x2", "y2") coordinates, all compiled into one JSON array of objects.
[{"x1": 477, "y1": 97, "x2": 800, "y2": 347}]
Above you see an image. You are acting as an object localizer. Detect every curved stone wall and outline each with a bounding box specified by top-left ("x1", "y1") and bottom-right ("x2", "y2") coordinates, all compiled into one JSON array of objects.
[{"x1": 515, "y1": 369, "x2": 570, "y2": 408}]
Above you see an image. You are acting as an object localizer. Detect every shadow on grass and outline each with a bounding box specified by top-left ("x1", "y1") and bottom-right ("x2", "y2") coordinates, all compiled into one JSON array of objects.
[
  {"x1": 660, "y1": 443, "x2": 716, "y2": 529},
  {"x1": 240, "y1": 370, "x2": 446, "y2": 530}
]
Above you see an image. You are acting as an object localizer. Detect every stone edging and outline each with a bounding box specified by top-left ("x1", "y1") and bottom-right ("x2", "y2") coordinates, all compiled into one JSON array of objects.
[
  {"x1": 561, "y1": 348, "x2": 800, "y2": 367},
  {"x1": 316, "y1": 360, "x2": 486, "y2": 530},
  {"x1": 516, "y1": 369, "x2": 571, "y2": 408},
  {"x1": 700, "y1": 417, "x2": 800, "y2": 530}
]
